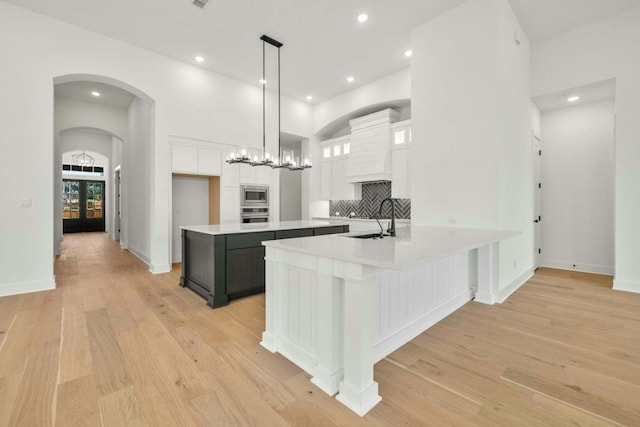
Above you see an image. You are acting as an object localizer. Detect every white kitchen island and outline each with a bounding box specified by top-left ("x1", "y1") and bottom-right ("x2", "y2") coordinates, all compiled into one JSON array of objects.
[{"x1": 260, "y1": 226, "x2": 518, "y2": 416}]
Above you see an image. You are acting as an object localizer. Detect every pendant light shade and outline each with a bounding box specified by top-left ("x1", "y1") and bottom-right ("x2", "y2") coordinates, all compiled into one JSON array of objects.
[{"x1": 226, "y1": 35, "x2": 311, "y2": 171}]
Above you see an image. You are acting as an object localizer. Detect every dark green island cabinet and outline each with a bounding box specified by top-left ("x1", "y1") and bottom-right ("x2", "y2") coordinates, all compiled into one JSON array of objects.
[{"x1": 179, "y1": 222, "x2": 349, "y2": 308}]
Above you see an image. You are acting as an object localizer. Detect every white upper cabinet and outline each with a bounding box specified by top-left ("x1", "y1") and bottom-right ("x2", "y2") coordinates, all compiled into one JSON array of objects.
[
  {"x1": 197, "y1": 149, "x2": 221, "y2": 176},
  {"x1": 319, "y1": 135, "x2": 361, "y2": 201},
  {"x1": 220, "y1": 155, "x2": 240, "y2": 187},
  {"x1": 171, "y1": 145, "x2": 198, "y2": 174},
  {"x1": 171, "y1": 144, "x2": 223, "y2": 176}
]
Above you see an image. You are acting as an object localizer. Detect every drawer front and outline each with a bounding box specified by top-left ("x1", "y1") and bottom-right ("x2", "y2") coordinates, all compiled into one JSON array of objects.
[
  {"x1": 313, "y1": 225, "x2": 348, "y2": 236},
  {"x1": 276, "y1": 228, "x2": 314, "y2": 240},
  {"x1": 226, "y1": 231, "x2": 275, "y2": 249}
]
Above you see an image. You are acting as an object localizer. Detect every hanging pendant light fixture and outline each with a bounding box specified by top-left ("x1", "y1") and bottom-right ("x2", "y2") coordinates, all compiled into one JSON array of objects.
[
  {"x1": 72, "y1": 151, "x2": 95, "y2": 168},
  {"x1": 226, "y1": 34, "x2": 311, "y2": 171}
]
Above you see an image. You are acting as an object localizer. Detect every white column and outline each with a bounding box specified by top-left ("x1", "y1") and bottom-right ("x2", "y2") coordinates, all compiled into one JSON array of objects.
[
  {"x1": 336, "y1": 272, "x2": 381, "y2": 416},
  {"x1": 475, "y1": 242, "x2": 499, "y2": 304},
  {"x1": 310, "y1": 259, "x2": 344, "y2": 395}
]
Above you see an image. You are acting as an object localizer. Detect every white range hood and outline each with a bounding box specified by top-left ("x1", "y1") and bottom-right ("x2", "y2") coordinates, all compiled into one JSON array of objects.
[{"x1": 345, "y1": 109, "x2": 399, "y2": 183}]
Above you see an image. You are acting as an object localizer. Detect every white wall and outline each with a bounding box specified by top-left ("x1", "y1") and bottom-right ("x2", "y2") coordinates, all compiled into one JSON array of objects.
[
  {"x1": 541, "y1": 99, "x2": 615, "y2": 274},
  {"x1": 0, "y1": 1, "x2": 313, "y2": 295},
  {"x1": 313, "y1": 69, "x2": 411, "y2": 135},
  {"x1": 126, "y1": 97, "x2": 152, "y2": 264},
  {"x1": 531, "y1": 7, "x2": 640, "y2": 292},
  {"x1": 55, "y1": 97, "x2": 128, "y2": 138},
  {"x1": 171, "y1": 176, "x2": 209, "y2": 263},
  {"x1": 279, "y1": 167, "x2": 302, "y2": 221},
  {"x1": 411, "y1": 0, "x2": 534, "y2": 300}
]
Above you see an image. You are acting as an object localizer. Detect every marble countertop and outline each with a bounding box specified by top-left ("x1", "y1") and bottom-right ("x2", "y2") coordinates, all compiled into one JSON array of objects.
[
  {"x1": 263, "y1": 226, "x2": 519, "y2": 269},
  {"x1": 181, "y1": 220, "x2": 349, "y2": 236}
]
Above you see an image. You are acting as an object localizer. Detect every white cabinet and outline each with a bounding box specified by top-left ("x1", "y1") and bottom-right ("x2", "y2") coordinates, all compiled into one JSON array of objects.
[
  {"x1": 198, "y1": 149, "x2": 221, "y2": 176},
  {"x1": 220, "y1": 186, "x2": 240, "y2": 222},
  {"x1": 391, "y1": 147, "x2": 411, "y2": 198},
  {"x1": 239, "y1": 163, "x2": 255, "y2": 184},
  {"x1": 171, "y1": 145, "x2": 198, "y2": 174},
  {"x1": 320, "y1": 161, "x2": 332, "y2": 200},
  {"x1": 220, "y1": 156, "x2": 240, "y2": 187},
  {"x1": 319, "y1": 136, "x2": 360, "y2": 201},
  {"x1": 239, "y1": 163, "x2": 272, "y2": 186},
  {"x1": 171, "y1": 145, "x2": 222, "y2": 176}
]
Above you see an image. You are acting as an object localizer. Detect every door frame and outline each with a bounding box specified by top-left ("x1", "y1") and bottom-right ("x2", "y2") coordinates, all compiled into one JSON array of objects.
[{"x1": 532, "y1": 132, "x2": 543, "y2": 269}]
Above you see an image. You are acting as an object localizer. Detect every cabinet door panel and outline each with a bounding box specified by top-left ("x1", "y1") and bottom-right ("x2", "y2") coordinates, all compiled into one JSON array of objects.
[
  {"x1": 172, "y1": 145, "x2": 198, "y2": 174},
  {"x1": 221, "y1": 157, "x2": 240, "y2": 187},
  {"x1": 252, "y1": 246, "x2": 266, "y2": 290},
  {"x1": 220, "y1": 186, "x2": 240, "y2": 222},
  {"x1": 226, "y1": 248, "x2": 254, "y2": 295},
  {"x1": 331, "y1": 158, "x2": 347, "y2": 199},
  {"x1": 391, "y1": 148, "x2": 410, "y2": 198},
  {"x1": 198, "y1": 149, "x2": 221, "y2": 176},
  {"x1": 239, "y1": 163, "x2": 256, "y2": 184},
  {"x1": 320, "y1": 161, "x2": 332, "y2": 200}
]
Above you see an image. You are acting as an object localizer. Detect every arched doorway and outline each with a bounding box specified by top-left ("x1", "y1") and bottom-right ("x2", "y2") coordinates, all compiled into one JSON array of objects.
[{"x1": 53, "y1": 75, "x2": 155, "y2": 268}]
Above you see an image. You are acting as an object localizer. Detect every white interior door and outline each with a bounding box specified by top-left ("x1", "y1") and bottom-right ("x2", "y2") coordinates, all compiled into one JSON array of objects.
[{"x1": 533, "y1": 133, "x2": 543, "y2": 269}]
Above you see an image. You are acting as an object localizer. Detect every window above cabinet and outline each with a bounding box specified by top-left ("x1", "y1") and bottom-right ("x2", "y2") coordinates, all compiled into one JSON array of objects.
[{"x1": 321, "y1": 135, "x2": 351, "y2": 160}]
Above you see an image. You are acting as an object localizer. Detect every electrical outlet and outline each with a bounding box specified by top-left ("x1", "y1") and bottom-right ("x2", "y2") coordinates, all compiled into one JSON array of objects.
[
  {"x1": 513, "y1": 259, "x2": 517, "y2": 268},
  {"x1": 18, "y1": 199, "x2": 32, "y2": 208},
  {"x1": 448, "y1": 218, "x2": 457, "y2": 225}
]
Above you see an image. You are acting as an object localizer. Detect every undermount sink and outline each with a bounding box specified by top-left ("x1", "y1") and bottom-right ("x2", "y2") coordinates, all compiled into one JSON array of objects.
[{"x1": 343, "y1": 233, "x2": 391, "y2": 239}]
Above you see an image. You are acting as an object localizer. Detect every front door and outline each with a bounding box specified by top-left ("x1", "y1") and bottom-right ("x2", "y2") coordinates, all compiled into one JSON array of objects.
[{"x1": 62, "y1": 180, "x2": 105, "y2": 233}]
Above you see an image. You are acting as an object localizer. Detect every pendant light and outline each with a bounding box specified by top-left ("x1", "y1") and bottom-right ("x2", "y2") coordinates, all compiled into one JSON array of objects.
[{"x1": 226, "y1": 35, "x2": 311, "y2": 171}]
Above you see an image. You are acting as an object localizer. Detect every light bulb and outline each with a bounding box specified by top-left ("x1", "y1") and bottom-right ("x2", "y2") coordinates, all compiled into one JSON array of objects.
[
  {"x1": 240, "y1": 149, "x2": 247, "y2": 156},
  {"x1": 304, "y1": 158, "x2": 310, "y2": 165},
  {"x1": 285, "y1": 155, "x2": 291, "y2": 162},
  {"x1": 265, "y1": 152, "x2": 270, "y2": 159}
]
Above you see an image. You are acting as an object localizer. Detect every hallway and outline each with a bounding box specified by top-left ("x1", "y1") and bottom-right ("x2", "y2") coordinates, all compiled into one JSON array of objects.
[{"x1": 0, "y1": 233, "x2": 638, "y2": 426}]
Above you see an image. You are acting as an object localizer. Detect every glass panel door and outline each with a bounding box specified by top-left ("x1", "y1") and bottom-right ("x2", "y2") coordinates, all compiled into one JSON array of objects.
[{"x1": 62, "y1": 179, "x2": 105, "y2": 233}]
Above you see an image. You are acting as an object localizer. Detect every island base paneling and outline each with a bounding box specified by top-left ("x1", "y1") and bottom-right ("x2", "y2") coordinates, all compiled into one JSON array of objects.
[{"x1": 260, "y1": 248, "x2": 475, "y2": 416}]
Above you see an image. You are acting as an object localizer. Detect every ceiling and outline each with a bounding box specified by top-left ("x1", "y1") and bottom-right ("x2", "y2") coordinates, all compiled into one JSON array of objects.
[
  {"x1": 532, "y1": 78, "x2": 616, "y2": 112},
  {"x1": 55, "y1": 81, "x2": 136, "y2": 109},
  {"x1": 6, "y1": 0, "x2": 640, "y2": 104},
  {"x1": 509, "y1": 0, "x2": 640, "y2": 42}
]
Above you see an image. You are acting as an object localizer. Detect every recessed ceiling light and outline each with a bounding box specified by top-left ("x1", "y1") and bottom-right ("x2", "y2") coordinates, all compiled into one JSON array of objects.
[
  {"x1": 404, "y1": 49, "x2": 413, "y2": 57},
  {"x1": 357, "y1": 13, "x2": 368, "y2": 23},
  {"x1": 306, "y1": 95, "x2": 313, "y2": 101},
  {"x1": 91, "y1": 91, "x2": 101, "y2": 97},
  {"x1": 567, "y1": 95, "x2": 580, "y2": 102},
  {"x1": 194, "y1": 56, "x2": 205, "y2": 63},
  {"x1": 346, "y1": 76, "x2": 355, "y2": 83},
  {"x1": 260, "y1": 79, "x2": 266, "y2": 85}
]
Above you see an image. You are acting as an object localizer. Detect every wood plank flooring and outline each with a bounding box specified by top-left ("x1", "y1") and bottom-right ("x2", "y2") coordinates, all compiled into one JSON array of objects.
[{"x1": 0, "y1": 232, "x2": 638, "y2": 426}]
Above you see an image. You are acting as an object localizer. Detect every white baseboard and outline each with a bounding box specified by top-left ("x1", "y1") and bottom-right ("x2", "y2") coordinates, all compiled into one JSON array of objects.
[
  {"x1": 613, "y1": 278, "x2": 640, "y2": 294},
  {"x1": 542, "y1": 259, "x2": 613, "y2": 276},
  {"x1": 127, "y1": 245, "x2": 150, "y2": 265},
  {"x1": 0, "y1": 276, "x2": 56, "y2": 298},
  {"x1": 373, "y1": 290, "x2": 472, "y2": 363},
  {"x1": 498, "y1": 268, "x2": 533, "y2": 303},
  {"x1": 149, "y1": 263, "x2": 171, "y2": 274}
]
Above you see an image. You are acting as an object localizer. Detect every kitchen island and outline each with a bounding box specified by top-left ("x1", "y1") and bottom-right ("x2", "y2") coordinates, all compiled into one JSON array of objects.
[
  {"x1": 180, "y1": 221, "x2": 349, "y2": 308},
  {"x1": 260, "y1": 226, "x2": 518, "y2": 416}
]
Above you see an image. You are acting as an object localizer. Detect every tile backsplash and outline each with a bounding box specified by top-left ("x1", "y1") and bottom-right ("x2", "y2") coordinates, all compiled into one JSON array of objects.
[{"x1": 329, "y1": 181, "x2": 410, "y2": 219}]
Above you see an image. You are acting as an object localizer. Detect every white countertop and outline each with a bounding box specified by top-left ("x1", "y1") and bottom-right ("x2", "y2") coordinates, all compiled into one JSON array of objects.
[
  {"x1": 181, "y1": 220, "x2": 349, "y2": 236},
  {"x1": 263, "y1": 226, "x2": 519, "y2": 270}
]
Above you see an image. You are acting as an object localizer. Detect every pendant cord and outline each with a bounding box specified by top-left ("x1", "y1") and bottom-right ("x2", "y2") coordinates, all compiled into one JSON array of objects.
[
  {"x1": 277, "y1": 45, "x2": 281, "y2": 163},
  {"x1": 262, "y1": 39, "x2": 266, "y2": 157}
]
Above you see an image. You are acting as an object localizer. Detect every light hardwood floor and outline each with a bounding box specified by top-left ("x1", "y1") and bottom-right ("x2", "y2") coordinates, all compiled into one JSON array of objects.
[{"x1": 0, "y1": 233, "x2": 638, "y2": 426}]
